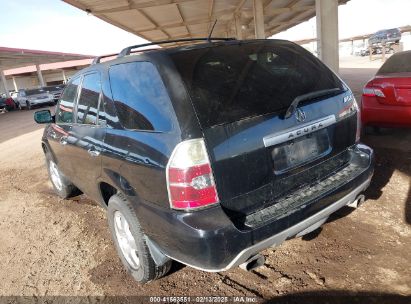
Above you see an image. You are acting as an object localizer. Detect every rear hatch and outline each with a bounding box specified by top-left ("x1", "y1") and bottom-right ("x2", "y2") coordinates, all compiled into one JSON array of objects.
[
  {"x1": 372, "y1": 52, "x2": 411, "y2": 106},
  {"x1": 171, "y1": 40, "x2": 357, "y2": 221}
]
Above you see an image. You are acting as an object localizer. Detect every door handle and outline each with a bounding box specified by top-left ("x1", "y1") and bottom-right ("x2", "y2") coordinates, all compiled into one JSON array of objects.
[
  {"x1": 88, "y1": 147, "x2": 100, "y2": 157},
  {"x1": 59, "y1": 136, "x2": 68, "y2": 145}
]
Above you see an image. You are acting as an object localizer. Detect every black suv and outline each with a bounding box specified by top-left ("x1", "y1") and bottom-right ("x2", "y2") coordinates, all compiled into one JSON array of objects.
[{"x1": 34, "y1": 39, "x2": 374, "y2": 283}]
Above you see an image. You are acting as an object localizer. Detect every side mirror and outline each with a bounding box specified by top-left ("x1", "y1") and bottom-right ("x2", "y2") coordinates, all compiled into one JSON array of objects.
[{"x1": 34, "y1": 110, "x2": 54, "y2": 124}]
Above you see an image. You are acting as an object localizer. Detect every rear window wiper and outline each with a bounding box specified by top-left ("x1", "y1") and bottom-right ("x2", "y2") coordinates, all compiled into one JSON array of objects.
[{"x1": 284, "y1": 88, "x2": 343, "y2": 119}]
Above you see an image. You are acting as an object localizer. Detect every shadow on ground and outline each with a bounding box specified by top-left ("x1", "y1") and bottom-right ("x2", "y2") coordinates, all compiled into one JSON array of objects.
[
  {"x1": 298, "y1": 126, "x2": 411, "y2": 244},
  {"x1": 0, "y1": 106, "x2": 54, "y2": 144},
  {"x1": 362, "y1": 128, "x2": 411, "y2": 226}
]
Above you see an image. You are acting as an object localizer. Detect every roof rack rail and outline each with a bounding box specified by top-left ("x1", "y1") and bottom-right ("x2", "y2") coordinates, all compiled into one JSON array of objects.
[
  {"x1": 91, "y1": 53, "x2": 117, "y2": 65},
  {"x1": 91, "y1": 47, "x2": 162, "y2": 65},
  {"x1": 117, "y1": 37, "x2": 236, "y2": 58}
]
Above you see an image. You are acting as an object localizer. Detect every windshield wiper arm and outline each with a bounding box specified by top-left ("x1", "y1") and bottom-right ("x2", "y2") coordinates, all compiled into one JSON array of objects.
[{"x1": 284, "y1": 88, "x2": 343, "y2": 119}]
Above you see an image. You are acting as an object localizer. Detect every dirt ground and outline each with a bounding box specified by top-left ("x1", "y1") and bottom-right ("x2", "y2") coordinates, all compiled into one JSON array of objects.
[{"x1": 0, "y1": 68, "x2": 410, "y2": 303}]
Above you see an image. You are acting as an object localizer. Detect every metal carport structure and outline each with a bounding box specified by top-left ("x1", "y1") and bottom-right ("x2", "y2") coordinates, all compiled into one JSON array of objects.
[
  {"x1": 0, "y1": 47, "x2": 92, "y2": 97},
  {"x1": 63, "y1": 0, "x2": 350, "y2": 73}
]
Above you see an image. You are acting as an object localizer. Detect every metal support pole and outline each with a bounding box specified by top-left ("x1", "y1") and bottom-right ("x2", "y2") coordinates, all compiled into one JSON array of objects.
[
  {"x1": 12, "y1": 77, "x2": 18, "y2": 91},
  {"x1": 316, "y1": 0, "x2": 339, "y2": 73},
  {"x1": 253, "y1": 0, "x2": 265, "y2": 39},
  {"x1": 235, "y1": 14, "x2": 243, "y2": 40},
  {"x1": 382, "y1": 43, "x2": 386, "y2": 62},
  {"x1": 62, "y1": 70, "x2": 67, "y2": 83},
  {"x1": 0, "y1": 70, "x2": 10, "y2": 98},
  {"x1": 36, "y1": 64, "x2": 45, "y2": 87}
]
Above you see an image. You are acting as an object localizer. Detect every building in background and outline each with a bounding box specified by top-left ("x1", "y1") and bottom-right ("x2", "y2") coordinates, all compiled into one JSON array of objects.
[{"x1": 2, "y1": 58, "x2": 91, "y2": 93}]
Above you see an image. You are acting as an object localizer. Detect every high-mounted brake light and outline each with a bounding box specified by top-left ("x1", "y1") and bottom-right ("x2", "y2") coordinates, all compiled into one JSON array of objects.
[{"x1": 166, "y1": 139, "x2": 219, "y2": 211}]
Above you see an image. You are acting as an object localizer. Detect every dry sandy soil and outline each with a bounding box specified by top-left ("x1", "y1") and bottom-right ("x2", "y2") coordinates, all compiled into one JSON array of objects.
[{"x1": 0, "y1": 68, "x2": 410, "y2": 303}]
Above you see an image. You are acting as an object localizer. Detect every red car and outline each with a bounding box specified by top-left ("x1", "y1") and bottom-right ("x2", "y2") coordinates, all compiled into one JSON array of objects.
[{"x1": 361, "y1": 51, "x2": 411, "y2": 128}]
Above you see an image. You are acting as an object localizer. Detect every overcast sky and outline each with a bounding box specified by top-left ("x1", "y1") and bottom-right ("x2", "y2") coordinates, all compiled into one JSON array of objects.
[{"x1": 0, "y1": 0, "x2": 410, "y2": 56}]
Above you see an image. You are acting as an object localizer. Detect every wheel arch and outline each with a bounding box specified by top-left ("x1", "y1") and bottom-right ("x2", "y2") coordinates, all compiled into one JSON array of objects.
[{"x1": 99, "y1": 181, "x2": 118, "y2": 206}]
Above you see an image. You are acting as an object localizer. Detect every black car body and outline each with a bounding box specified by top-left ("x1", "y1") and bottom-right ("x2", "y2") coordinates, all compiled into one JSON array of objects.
[
  {"x1": 369, "y1": 28, "x2": 401, "y2": 46},
  {"x1": 36, "y1": 39, "x2": 374, "y2": 282}
]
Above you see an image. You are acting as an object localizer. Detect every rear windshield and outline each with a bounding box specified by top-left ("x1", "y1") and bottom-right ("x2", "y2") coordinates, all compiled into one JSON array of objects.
[
  {"x1": 377, "y1": 52, "x2": 411, "y2": 74},
  {"x1": 25, "y1": 89, "x2": 46, "y2": 95},
  {"x1": 171, "y1": 40, "x2": 343, "y2": 128}
]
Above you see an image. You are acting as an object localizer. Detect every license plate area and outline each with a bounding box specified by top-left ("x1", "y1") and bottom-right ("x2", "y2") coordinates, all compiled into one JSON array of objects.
[{"x1": 271, "y1": 128, "x2": 331, "y2": 174}]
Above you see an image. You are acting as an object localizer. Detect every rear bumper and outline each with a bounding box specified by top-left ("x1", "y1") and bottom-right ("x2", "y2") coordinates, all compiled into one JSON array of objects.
[
  {"x1": 136, "y1": 144, "x2": 374, "y2": 271},
  {"x1": 361, "y1": 96, "x2": 411, "y2": 127},
  {"x1": 211, "y1": 175, "x2": 372, "y2": 271}
]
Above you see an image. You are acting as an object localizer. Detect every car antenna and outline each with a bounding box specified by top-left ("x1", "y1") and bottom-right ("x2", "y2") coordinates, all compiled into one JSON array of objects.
[{"x1": 207, "y1": 20, "x2": 218, "y2": 42}]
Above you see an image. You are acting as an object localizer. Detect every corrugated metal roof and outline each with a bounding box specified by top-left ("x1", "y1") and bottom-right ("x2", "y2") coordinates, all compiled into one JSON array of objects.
[
  {"x1": 3, "y1": 59, "x2": 93, "y2": 76},
  {"x1": 63, "y1": 0, "x2": 350, "y2": 45},
  {"x1": 0, "y1": 46, "x2": 93, "y2": 70}
]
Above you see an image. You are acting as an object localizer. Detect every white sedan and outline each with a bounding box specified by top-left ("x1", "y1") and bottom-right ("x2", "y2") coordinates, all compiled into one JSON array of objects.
[{"x1": 16, "y1": 88, "x2": 55, "y2": 110}]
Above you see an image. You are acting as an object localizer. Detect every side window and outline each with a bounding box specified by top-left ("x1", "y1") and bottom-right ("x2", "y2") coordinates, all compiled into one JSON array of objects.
[
  {"x1": 108, "y1": 61, "x2": 172, "y2": 131},
  {"x1": 56, "y1": 77, "x2": 80, "y2": 124},
  {"x1": 76, "y1": 73, "x2": 100, "y2": 125}
]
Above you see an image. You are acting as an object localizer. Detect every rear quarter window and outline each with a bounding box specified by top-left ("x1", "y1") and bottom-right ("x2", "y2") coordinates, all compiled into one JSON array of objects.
[{"x1": 108, "y1": 61, "x2": 173, "y2": 132}]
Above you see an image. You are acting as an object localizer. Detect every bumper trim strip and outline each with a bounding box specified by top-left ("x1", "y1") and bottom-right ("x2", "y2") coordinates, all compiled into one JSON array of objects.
[{"x1": 263, "y1": 115, "x2": 336, "y2": 147}]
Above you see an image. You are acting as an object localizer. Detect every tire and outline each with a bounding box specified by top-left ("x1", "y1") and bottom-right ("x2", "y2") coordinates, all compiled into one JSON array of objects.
[
  {"x1": 26, "y1": 101, "x2": 31, "y2": 110},
  {"x1": 45, "y1": 152, "x2": 82, "y2": 199},
  {"x1": 107, "y1": 193, "x2": 171, "y2": 283}
]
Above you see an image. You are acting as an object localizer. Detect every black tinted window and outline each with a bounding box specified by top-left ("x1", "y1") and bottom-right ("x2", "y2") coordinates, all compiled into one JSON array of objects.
[
  {"x1": 109, "y1": 61, "x2": 172, "y2": 131},
  {"x1": 171, "y1": 40, "x2": 343, "y2": 127},
  {"x1": 377, "y1": 52, "x2": 411, "y2": 74},
  {"x1": 76, "y1": 73, "x2": 100, "y2": 125},
  {"x1": 57, "y1": 77, "x2": 80, "y2": 124}
]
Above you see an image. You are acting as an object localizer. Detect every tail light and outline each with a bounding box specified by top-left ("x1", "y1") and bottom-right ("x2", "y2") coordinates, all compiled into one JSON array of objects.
[
  {"x1": 363, "y1": 86, "x2": 385, "y2": 98},
  {"x1": 166, "y1": 138, "x2": 219, "y2": 211},
  {"x1": 339, "y1": 93, "x2": 361, "y2": 142}
]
